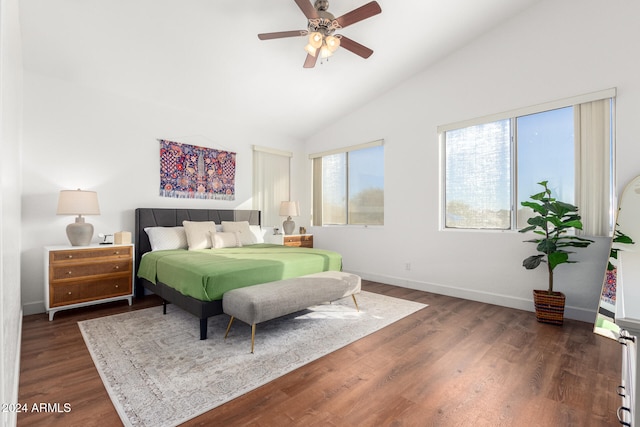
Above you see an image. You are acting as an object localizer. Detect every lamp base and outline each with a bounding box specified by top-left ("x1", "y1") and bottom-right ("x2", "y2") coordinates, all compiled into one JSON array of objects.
[
  {"x1": 282, "y1": 217, "x2": 296, "y2": 235},
  {"x1": 66, "y1": 217, "x2": 94, "y2": 246}
]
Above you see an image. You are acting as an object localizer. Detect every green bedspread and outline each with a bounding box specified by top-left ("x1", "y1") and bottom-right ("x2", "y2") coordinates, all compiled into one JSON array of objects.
[{"x1": 137, "y1": 243, "x2": 342, "y2": 301}]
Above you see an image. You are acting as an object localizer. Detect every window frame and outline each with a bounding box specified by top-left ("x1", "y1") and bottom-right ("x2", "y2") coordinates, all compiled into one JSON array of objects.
[
  {"x1": 310, "y1": 139, "x2": 385, "y2": 227},
  {"x1": 438, "y1": 88, "x2": 616, "y2": 233}
]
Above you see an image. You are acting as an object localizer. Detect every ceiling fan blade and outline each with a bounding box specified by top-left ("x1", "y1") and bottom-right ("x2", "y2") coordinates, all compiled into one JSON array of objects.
[
  {"x1": 339, "y1": 36, "x2": 374, "y2": 59},
  {"x1": 303, "y1": 53, "x2": 319, "y2": 68},
  {"x1": 294, "y1": 0, "x2": 319, "y2": 19},
  {"x1": 334, "y1": 1, "x2": 381, "y2": 28},
  {"x1": 258, "y1": 30, "x2": 308, "y2": 40}
]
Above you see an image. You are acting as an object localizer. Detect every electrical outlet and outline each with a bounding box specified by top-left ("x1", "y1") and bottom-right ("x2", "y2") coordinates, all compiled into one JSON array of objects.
[{"x1": 405, "y1": 263, "x2": 411, "y2": 271}]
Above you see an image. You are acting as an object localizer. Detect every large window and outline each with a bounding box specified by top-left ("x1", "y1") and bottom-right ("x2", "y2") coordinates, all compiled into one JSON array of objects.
[
  {"x1": 311, "y1": 141, "x2": 384, "y2": 226},
  {"x1": 440, "y1": 90, "x2": 615, "y2": 235}
]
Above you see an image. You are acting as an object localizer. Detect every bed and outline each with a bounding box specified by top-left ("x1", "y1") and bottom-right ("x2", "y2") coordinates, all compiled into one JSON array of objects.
[{"x1": 134, "y1": 208, "x2": 342, "y2": 339}]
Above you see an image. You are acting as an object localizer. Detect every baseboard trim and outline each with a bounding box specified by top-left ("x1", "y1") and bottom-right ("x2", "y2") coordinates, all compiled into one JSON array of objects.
[
  {"x1": 346, "y1": 270, "x2": 597, "y2": 324},
  {"x1": 22, "y1": 300, "x2": 45, "y2": 316}
]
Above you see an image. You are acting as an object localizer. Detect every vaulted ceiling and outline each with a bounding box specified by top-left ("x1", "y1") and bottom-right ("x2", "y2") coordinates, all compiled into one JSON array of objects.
[{"x1": 19, "y1": 0, "x2": 541, "y2": 140}]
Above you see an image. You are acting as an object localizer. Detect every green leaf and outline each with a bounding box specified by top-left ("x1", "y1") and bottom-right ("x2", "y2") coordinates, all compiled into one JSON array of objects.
[
  {"x1": 523, "y1": 255, "x2": 544, "y2": 269},
  {"x1": 519, "y1": 225, "x2": 536, "y2": 233},
  {"x1": 562, "y1": 219, "x2": 584, "y2": 229},
  {"x1": 615, "y1": 235, "x2": 634, "y2": 244},
  {"x1": 521, "y1": 201, "x2": 548, "y2": 215},
  {"x1": 548, "y1": 252, "x2": 569, "y2": 270}
]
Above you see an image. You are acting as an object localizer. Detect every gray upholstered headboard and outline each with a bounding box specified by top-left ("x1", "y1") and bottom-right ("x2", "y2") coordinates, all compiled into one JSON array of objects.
[{"x1": 134, "y1": 208, "x2": 261, "y2": 296}]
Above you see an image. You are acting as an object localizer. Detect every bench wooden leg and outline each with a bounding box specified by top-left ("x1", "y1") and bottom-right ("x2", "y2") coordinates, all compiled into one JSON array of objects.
[
  {"x1": 251, "y1": 324, "x2": 256, "y2": 354},
  {"x1": 352, "y1": 294, "x2": 360, "y2": 312},
  {"x1": 224, "y1": 316, "x2": 235, "y2": 339}
]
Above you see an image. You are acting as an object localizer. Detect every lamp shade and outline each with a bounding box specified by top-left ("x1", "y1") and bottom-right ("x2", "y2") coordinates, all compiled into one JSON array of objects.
[
  {"x1": 57, "y1": 189, "x2": 100, "y2": 216},
  {"x1": 279, "y1": 201, "x2": 299, "y2": 217}
]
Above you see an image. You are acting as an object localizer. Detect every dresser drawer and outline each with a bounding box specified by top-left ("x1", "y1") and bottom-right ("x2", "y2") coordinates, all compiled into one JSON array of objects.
[
  {"x1": 283, "y1": 235, "x2": 313, "y2": 248},
  {"x1": 50, "y1": 276, "x2": 132, "y2": 307},
  {"x1": 50, "y1": 246, "x2": 132, "y2": 262},
  {"x1": 49, "y1": 258, "x2": 132, "y2": 281}
]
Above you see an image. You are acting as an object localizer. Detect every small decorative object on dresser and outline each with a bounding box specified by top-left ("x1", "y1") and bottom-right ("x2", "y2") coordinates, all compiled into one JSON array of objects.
[
  {"x1": 114, "y1": 231, "x2": 132, "y2": 244},
  {"x1": 44, "y1": 244, "x2": 134, "y2": 320}
]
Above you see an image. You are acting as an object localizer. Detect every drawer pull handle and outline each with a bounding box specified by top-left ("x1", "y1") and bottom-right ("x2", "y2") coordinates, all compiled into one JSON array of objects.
[
  {"x1": 616, "y1": 406, "x2": 631, "y2": 425},
  {"x1": 67, "y1": 255, "x2": 73, "y2": 259},
  {"x1": 67, "y1": 292, "x2": 72, "y2": 295},
  {"x1": 114, "y1": 251, "x2": 119, "y2": 255},
  {"x1": 114, "y1": 266, "x2": 120, "y2": 270},
  {"x1": 66, "y1": 271, "x2": 72, "y2": 275}
]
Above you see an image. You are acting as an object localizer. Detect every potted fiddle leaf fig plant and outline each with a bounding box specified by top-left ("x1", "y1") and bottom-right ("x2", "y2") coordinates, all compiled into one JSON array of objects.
[{"x1": 519, "y1": 181, "x2": 594, "y2": 325}]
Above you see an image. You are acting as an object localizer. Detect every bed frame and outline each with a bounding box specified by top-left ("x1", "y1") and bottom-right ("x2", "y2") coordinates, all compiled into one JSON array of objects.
[{"x1": 134, "y1": 208, "x2": 261, "y2": 340}]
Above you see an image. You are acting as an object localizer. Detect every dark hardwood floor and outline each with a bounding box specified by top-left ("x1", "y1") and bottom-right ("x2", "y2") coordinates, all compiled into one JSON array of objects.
[{"x1": 18, "y1": 281, "x2": 621, "y2": 426}]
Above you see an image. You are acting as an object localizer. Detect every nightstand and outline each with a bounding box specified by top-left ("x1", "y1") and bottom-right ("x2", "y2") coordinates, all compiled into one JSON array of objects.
[
  {"x1": 264, "y1": 234, "x2": 313, "y2": 248},
  {"x1": 44, "y1": 244, "x2": 134, "y2": 320}
]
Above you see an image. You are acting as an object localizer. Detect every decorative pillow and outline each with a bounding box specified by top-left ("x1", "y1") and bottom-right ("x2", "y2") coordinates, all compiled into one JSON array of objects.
[
  {"x1": 144, "y1": 227, "x2": 188, "y2": 251},
  {"x1": 249, "y1": 225, "x2": 265, "y2": 243},
  {"x1": 221, "y1": 221, "x2": 257, "y2": 246},
  {"x1": 211, "y1": 231, "x2": 242, "y2": 248},
  {"x1": 182, "y1": 220, "x2": 217, "y2": 250}
]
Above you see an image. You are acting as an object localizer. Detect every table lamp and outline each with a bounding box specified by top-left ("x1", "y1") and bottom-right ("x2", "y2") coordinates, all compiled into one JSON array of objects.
[
  {"x1": 279, "y1": 201, "x2": 299, "y2": 235},
  {"x1": 57, "y1": 189, "x2": 100, "y2": 246}
]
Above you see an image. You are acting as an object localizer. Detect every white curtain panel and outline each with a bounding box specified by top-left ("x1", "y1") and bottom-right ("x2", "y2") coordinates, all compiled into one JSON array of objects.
[
  {"x1": 253, "y1": 147, "x2": 291, "y2": 228},
  {"x1": 575, "y1": 98, "x2": 612, "y2": 237}
]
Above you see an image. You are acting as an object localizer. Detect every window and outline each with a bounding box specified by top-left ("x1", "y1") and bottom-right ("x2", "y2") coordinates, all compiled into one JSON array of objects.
[
  {"x1": 440, "y1": 89, "x2": 615, "y2": 235},
  {"x1": 311, "y1": 141, "x2": 384, "y2": 226}
]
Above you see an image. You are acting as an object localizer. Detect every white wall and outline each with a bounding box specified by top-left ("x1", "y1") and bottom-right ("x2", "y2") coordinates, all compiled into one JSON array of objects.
[
  {"x1": 305, "y1": 0, "x2": 640, "y2": 322},
  {"x1": 20, "y1": 73, "x2": 305, "y2": 314},
  {"x1": 1, "y1": 0, "x2": 23, "y2": 424},
  {"x1": 20, "y1": 0, "x2": 640, "y2": 324}
]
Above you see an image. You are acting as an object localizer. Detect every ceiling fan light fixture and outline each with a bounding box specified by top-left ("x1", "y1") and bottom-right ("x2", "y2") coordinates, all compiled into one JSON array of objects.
[
  {"x1": 309, "y1": 32, "x2": 323, "y2": 49},
  {"x1": 325, "y1": 35, "x2": 340, "y2": 52},
  {"x1": 320, "y1": 43, "x2": 333, "y2": 59},
  {"x1": 304, "y1": 43, "x2": 318, "y2": 57}
]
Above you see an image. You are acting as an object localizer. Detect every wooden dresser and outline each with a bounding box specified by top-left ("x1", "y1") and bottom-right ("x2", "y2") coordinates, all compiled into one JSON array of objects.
[
  {"x1": 44, "y1": 244, "x2": 134, "y2": 320},
  {"x1": 265, "y1": 234, "x2": 313, "y2": 248}
]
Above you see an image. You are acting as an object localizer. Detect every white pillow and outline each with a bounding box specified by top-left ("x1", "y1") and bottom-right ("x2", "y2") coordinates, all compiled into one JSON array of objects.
[
  {"x1": 221, "y1": 221, "x2": 257, "y2": 245},
  {"x1": 249, "y1": 225, "x2": 265, "y2": 243},
  {"x1": 144, "y1": 227, "x2": 188, "y2": 251},
  {"x1": 211, "y1": 231, "x2": 242, "y2": 248},
  {"x1": 182, "y1": 220, "x2": 217, "y2": 250}
]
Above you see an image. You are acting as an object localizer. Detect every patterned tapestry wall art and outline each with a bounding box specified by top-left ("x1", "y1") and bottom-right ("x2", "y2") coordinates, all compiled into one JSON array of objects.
[{"x1": 159, "y1": 139, "x2": 236, "y2": 200}]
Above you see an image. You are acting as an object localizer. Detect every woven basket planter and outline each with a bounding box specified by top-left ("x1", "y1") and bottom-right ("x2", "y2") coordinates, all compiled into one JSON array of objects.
[{"x1": 533, "y1": 290, "x2": 565, "y2": 325}]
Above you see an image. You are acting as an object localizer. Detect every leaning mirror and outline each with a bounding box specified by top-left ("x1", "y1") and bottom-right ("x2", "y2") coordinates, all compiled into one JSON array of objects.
[{"x1": 594, "y1": 175, "x2": 640, "y2": 339}]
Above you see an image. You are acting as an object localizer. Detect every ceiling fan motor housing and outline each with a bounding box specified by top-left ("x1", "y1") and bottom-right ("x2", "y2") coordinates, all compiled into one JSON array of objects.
[
  {"x1": 309, "y1": 0, "x2": 340, "y2": 36},
  {"x1": 314, "y1": 0, "x2": 329, "y2": 12}
]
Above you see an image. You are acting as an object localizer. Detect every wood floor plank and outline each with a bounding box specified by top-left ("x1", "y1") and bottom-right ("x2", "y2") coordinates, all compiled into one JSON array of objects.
[{"x1": 18, "y1": 282, "x2": 622, "y2": 426}]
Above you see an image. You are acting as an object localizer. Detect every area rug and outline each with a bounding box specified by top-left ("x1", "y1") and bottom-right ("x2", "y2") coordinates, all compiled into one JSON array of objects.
[{"x1": 79, "y1": 291, "x2": 426, "y2": 427}]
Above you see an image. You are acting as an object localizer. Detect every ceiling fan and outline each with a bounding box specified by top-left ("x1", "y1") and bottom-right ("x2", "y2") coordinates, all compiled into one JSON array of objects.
[{"x1": 258, "y1": 0, "x2": 382, "y2": 68}]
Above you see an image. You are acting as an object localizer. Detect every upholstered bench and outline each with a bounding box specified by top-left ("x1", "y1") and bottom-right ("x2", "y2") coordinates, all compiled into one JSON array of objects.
[{"x1": 223, "y1": 271, "x2": 361, "y2": 353}]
